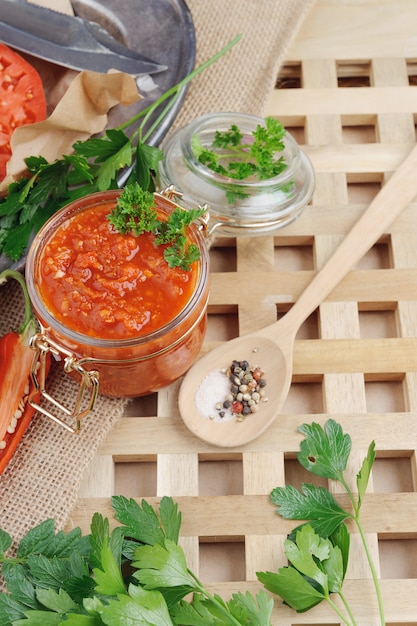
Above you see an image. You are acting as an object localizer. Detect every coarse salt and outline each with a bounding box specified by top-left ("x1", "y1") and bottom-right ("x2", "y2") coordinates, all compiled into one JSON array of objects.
[{"x1": 194, "y1": 369, "x2": 235, "y2": 422}]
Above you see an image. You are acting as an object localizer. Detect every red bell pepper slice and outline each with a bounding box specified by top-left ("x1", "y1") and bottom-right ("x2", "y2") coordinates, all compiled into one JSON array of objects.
[{"x1": 0, "y1": 269, "x2": 49, "y2": 473}]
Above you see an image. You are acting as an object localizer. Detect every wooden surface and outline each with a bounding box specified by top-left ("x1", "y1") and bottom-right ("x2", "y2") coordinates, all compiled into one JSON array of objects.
[{"x1": 67, "y1": 1, "x2": 417, "y2": 623}]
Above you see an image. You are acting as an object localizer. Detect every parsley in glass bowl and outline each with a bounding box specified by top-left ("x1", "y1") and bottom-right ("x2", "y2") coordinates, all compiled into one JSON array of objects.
[{"x1": 158, "y1": 112, "x2": 315, "y2": 237}]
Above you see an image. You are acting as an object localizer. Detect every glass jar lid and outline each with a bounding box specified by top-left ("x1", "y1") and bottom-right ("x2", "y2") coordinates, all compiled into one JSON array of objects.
[{"x1": 158, "y1": 112, "x2": 315, "y2": 236}]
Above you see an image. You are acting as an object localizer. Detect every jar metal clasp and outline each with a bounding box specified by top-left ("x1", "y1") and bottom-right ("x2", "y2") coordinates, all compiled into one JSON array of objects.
[
  {"x1": 29, "y1": 332, "x2": 100, "y2": 434},
  {"x1": 156, "y1": 186, "x2": 211, "y2": 237}
]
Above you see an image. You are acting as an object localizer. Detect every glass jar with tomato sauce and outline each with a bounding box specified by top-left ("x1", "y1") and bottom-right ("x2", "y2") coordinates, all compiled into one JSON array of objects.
[{"x1": 25, "y1": 190, "x2": 210, "y2": 404}]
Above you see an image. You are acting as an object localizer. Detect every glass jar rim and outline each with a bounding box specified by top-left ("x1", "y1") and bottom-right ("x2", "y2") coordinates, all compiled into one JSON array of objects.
[{"x1": 25, "y1": 190, "x2": 210, "y2": 350}]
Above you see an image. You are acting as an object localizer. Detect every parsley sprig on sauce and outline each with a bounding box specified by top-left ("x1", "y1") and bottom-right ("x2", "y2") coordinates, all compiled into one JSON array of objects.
[
  {"x1": 0, "y1": 36, "x2": 241, "y2": 263},
  {"x1": 109, "y1": 183, "x2": 205, "y2": 271}
]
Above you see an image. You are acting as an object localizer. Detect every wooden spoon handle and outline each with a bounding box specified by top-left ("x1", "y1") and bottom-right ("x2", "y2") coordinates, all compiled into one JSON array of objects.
[{"x1": 281, "y1": 143, "x2": 417, "y2": 332}]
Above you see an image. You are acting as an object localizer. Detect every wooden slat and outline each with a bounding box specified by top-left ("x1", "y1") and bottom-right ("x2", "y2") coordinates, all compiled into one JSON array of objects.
[
  {"x1": 93, "y1": 413, "x2": 417, "y2": 457},
  {"x1": 209, "y1": 269, "x2": 417, "y2": 305},
  {"x1": 69, "y1": 493, "x2": 417, "y2": 536},
  {"x1": 265, "y1": 87, "x2": 417, "y2": 121}
]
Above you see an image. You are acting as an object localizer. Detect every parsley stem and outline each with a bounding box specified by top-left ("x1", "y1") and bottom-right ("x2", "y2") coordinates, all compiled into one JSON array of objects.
[
  {"x1": 186, "y1": 568, "x2": 243, "y2": 626},
  {"x1": 326, "y1": 594, "x2": 355, "y2": 626},
  {"x1": 141, "y1": 88, "x2": 180, "y2": 144},
  {"x1": 340, "y1": 476, "x2": 385, "y2": 626},
  {"x1": 354, "y1": 517, "x2": 386, "y2": 626},
  {"x1": 338, "y1": 589, "x2": 358, "y2": 626},
  {"x1": 340, "y1": 475, "x2": 360, "y2": 516},
  {"x1": 115, "y1": 34, "x2": 242, "y2": 140}
]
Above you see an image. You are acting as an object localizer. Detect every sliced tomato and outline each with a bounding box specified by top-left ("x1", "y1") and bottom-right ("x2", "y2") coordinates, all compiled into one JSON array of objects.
[{"x1": 0, "y1": 43, "x2": 47, "y2": 181}]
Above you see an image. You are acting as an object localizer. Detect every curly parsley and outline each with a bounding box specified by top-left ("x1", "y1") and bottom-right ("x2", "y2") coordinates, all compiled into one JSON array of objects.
[
  {"x1": 108, "y1": 183, "x2": 205, "y2": 271},
  {"x1": 193, "y1": 116, "x2": 288, "y2": 183}
]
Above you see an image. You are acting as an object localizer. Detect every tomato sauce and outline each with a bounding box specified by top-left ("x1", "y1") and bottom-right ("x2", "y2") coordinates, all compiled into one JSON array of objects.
[
  {"x1": 27, "y1": 191, "x2": 210, "y2": 398},
  {"x1": 38, "y1": 202, "x2": 198, "y2": 340}
]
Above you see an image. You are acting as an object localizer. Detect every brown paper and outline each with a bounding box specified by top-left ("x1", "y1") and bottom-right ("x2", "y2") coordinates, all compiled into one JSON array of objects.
[
  {"x1": 29, "y1": 0, "x2": 74, "y2": 14},
  {"x1": 0, "y1": 70, "x2": 141, "y2": 193}
]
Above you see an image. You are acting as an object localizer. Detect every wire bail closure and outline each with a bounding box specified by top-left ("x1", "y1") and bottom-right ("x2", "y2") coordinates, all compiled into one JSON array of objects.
[
  {"x1": 157, "y1": 185, "x2": 211, "y2": 236},
  {"x1": 29, "y1": 332, "x2": 99, "y2": 434}
]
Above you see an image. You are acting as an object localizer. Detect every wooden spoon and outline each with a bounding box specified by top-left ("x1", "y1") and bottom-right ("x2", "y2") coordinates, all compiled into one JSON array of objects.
[{"x1": 179, "y1": 144, "x2": 417, "y2": 447}]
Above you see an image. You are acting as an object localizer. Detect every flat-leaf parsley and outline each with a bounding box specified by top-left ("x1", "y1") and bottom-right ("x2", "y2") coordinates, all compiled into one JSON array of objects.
[
  {"x1": 0, "y1": 35, "x2": 241, "y2": 262},
  {"x1": 0, "y1": 496, "x2": 273, "y2": 626},
  {"x1": 257, "y1": 419, "x2": 383, "y2": 626}
]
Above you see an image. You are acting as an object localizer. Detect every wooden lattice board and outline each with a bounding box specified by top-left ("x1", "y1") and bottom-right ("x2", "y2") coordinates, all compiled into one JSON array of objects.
[{"x1": 68, "y1": 1, "x2": 417, "y2": 623}]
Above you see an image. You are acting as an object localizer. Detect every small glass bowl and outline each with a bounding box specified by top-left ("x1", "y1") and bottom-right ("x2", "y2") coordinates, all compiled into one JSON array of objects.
[
  {"x1": 25, "y1": 190, "x2": 210, "y2": 400},
  {"x1": 158, "y1": 112, "x2": 315, "y2": 237}
]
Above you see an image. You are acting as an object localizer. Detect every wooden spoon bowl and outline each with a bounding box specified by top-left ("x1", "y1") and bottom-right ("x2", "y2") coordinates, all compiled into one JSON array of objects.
[{"x1": 179, "y1": 144, "x2": 417, "y2": 447}]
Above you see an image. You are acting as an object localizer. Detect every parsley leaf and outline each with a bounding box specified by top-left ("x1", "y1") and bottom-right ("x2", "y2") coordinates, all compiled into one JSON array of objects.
[
  {"x1": 130, "y1": 141, "x2": 164, "y2": 192},
  {"x1": 228, "y1": 591, "x2": 273, "y2": 625},
  {"x1": 92, "y1": 535, "x2": 125, "y2": 596},
  {"x1": 171, "y1": 596, "x2": 217, "y2": 625},
  {"x1": 132, "y1": 540, "x2": 196, "y2": 591},
  {"x1": 0, "y1": 593, "x2": 27, "y2": 624},
  {"x1": 111, "y1": 496, "x2": 168, "y2": 547},
  {"x1": 297, "y1": 419, "x2": 352, "y2": 481},
  {"x1": 99, "y1": 585, "x2": 174, "y2": 626},
  {"x1": 284, "y1": 524, "x2": 331, "y2": 593},
  {"x1": 16, "y1": 519, "x2": 56, "y2": 559},
  {"x1": 35, "y1": 587, "x2": 78, "y2": 614},
  {"x1": 0, "y1": 563, "x2": 38, "y2": 610},
  {"x1": 0, "y1": 492, "x2": 275, "y2": 626},
  {"x1": 0, "y1": 528, "x2": 13, "y2": 554},
  {"x1": 257, "y1": 565, "x2": 324, "y2": 613},
  {"x1": 270, "y1": 483, "x2": 349, "y2": 537},
  {"x1": 108, "y1": 183, "x2": 158, "y2": 236},
  {"x1": 8, "y1": 608, "x2": 63, "y2": 624},
  {"x1": 356, "y1": 439, "x2": 376, "y2": 510},
  {"x1": 257, "y1": 525, "x2": 345, "y2": 614},
  {"x1": 193, "y1": 117, "x2": 288, "y2": 191}
]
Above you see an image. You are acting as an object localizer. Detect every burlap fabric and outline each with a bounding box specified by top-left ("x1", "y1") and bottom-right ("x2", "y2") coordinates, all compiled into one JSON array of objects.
[{"x1": 0, "y1": 0, "x2": 315, "y2": 545}]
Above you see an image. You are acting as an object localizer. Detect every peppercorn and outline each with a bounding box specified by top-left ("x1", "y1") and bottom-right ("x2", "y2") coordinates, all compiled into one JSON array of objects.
[
  {"x1": 253, "y1": 368, "x2": 264, "y2": 381},
  {"x1": 215, "y1": 359, "x2": 268, "y2": 421},
  {"x1": 232, "y1": 401, "x2": 243, "y2": 414}
]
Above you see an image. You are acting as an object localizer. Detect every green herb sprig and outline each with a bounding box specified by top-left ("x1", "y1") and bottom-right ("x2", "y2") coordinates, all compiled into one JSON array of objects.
[
  {"x1": 0, "y1": 421, "x2": 386, "y2": 625},
  {"x1": 0, "y1": 35, "x2": 241, "y2": 263},
  {"x1": 256, "y1": 419, "x2": 383, "y2": 626},
  {"x1": 0, "y1": 496, "x2": 273, "y2": 626},
  {"x1": 192, "y1": 116, "x2": 288, "y2": 201},
  {"x1": 108, "y1": 183, "x2": 205, "y2": 270}
]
